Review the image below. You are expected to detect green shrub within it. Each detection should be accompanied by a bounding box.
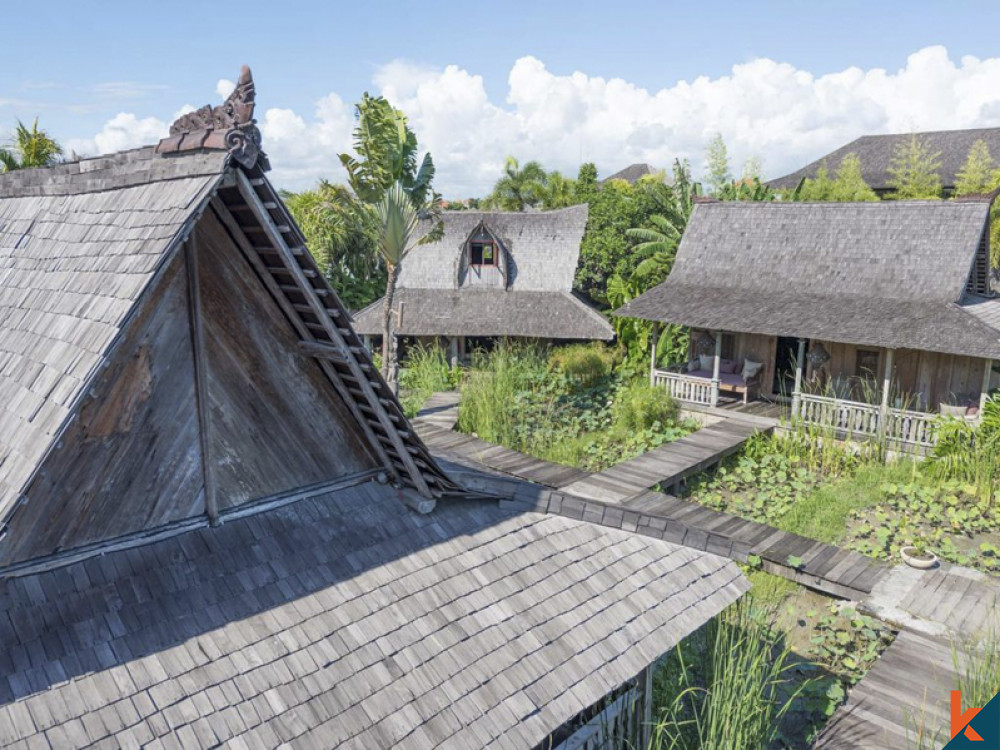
[399,343,456,394]
[547,343,614,386]
[612,382,679,431]
[926,394,1000,502]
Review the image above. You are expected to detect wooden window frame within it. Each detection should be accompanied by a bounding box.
[469,241,497,267]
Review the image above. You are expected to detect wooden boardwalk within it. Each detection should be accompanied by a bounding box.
[559,418,766,502]
[814,629,960,749]
[412,390,461,430]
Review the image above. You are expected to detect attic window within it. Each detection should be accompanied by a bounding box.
[470,241,496,266]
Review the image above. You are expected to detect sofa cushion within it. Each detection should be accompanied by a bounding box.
[742,360,763,380]
[720,358,741,374]
[698,354,715,371]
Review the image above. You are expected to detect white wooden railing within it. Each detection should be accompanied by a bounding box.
[794,393,939,448]
[652,369,716,406]
[553,688,640,750]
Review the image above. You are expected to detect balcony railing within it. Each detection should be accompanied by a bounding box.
[652,369,716,406]
[794,392,939,448]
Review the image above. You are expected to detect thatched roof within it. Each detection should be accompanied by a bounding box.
[602,163,655,184]
[768,127,1000,192]
[0,479,746,749]
[617,200,1000,359]
[354,288,613,340]
[398,206,588,292]
[358,205,614,340]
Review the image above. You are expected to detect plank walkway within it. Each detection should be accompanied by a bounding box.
[815,564,1000,747]
[814,629,960,749]
[559,418,765,503]
[413,394,886,600]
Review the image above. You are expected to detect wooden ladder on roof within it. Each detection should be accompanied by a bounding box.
[208,170,452,510]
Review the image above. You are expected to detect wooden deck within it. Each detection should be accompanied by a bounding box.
[814,629,959,749]
[558,418,766,502]
[412,390,461,430]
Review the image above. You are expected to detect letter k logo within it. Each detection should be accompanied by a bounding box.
[953,691,985,742]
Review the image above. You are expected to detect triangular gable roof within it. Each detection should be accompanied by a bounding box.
[0,84,455,558]
[617,200,1000,359]
[768,126,1000,192]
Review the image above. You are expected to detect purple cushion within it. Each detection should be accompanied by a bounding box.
[720,358,741,374]
[718,373,746,387]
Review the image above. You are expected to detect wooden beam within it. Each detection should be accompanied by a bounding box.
[209,198,401,483]
[449,336,459,370]
[184,233,219,526]
[980,359,993,414]
[711,331,722,407]
[792,338,807,415]
[233,171,434,501]
[649,323,661,385]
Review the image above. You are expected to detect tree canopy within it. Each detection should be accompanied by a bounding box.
[954,139,1000,195]
[792,153,878,202]
[283,182,384,310]
[886,134,942,199]
[705,133,731,196]
[483,156,548,210]
[0,119,62,172]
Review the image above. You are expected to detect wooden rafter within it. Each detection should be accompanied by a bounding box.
[233,170,435,501]
[208,198,402,484]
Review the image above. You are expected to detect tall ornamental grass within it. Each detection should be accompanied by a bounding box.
[457,341,549,446]
[926,395,1000,503]
[652,599,808,750]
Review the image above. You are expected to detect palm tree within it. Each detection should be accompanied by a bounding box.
[626,160,700,283]
[0,119,62,172]
[339,94,442,393]
[374,181,442,392]
[484,156,548,210]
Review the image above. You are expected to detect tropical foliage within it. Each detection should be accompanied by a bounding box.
[705,132,732,196]
[791,153,878,202]
[886,134,942,199]
[338,94,442,393]
[482,156,548,210]
[456,341,695,472]
[283,182,384,309]
[954,139,1000,267]
[0,119,62,172]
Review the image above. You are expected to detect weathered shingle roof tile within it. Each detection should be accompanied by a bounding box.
[0,482,746,749]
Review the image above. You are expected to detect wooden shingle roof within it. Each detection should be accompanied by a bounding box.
[768,126,1000,192]
[0,482,747,749]
[352,289,614,340]
[0,148,226,526]
[617,200,1000,359]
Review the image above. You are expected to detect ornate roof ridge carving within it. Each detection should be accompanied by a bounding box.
[155,65,269,171]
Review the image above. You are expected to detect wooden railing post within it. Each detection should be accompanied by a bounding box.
[792,338,806,417]
[879,348,895,442]
[711,331,722,407]
[650,323,661,386]
[980,358,993,417]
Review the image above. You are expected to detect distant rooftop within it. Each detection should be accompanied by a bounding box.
[768,127,1000,192]
[601,163,656,184]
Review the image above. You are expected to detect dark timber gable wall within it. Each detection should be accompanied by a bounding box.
[0,252,205,566]
[194,209,377,507]
[0,207,379,567]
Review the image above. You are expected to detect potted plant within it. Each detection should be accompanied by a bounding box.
[900,539,938,569]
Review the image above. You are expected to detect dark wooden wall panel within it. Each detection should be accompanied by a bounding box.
[0,254,205,565]
[195,211,376,508]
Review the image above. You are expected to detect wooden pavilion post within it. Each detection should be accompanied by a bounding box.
[449,336,459,370]
[711,332,722,407]
[879,348,895,441]
[649,323,661,385]
[980,359,993,416]
[792,338,806,417]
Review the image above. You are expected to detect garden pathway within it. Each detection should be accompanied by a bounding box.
[414,393,886,600]
[557,417,769,503]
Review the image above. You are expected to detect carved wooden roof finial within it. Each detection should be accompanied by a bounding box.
[155,65,269,171]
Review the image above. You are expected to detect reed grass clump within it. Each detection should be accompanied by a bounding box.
[652,598,808,750]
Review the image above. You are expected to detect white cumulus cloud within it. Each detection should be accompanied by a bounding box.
[65,45,1000,195]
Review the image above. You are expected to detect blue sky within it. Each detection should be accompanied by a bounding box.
[6,2,1000,195]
